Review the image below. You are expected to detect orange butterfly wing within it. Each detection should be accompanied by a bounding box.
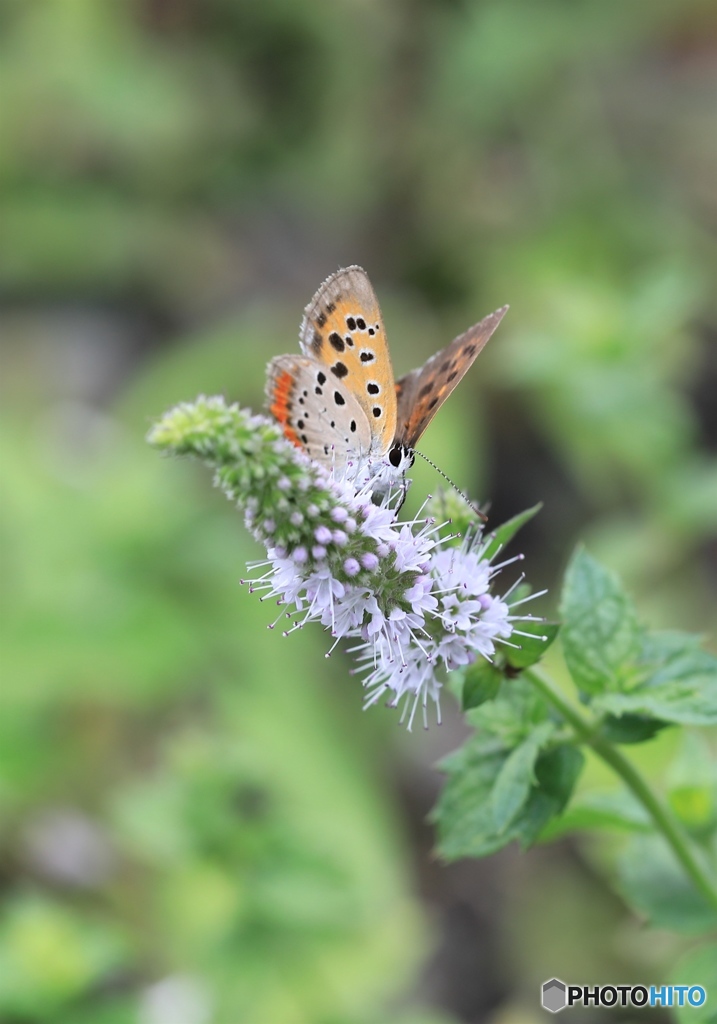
[394,306,508,451]
[298,266,397,457]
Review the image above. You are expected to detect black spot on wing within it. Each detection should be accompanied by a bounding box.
[316,311,327,328]
[329,332,345,352]
[331,362,348,378]
[312,330,322,351]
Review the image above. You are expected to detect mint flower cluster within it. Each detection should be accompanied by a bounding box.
[148,396,529,728]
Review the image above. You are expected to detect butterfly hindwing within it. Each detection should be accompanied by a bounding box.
[266,354,372,470]
[299,266,396,457]
[394,306,508,450]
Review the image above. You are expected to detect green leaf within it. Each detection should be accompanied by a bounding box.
[434,740,515,860]
[559,546,642,697]
[670,944,717,1024]
[505,620,560,669]
[594,632,717,726]
[598,713,667,744]
[617,835,717,934]
[540,789,653,840]
[598,688,717,729]
[434,735,584,860]
[516,744,586,847]
[490,722,554,833]
[482,503,542,563]
[467,677,550,745]
[461,662,502,710]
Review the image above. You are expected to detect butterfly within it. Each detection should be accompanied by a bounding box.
[266,265,507,484]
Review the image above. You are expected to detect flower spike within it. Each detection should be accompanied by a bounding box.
[148,396,519,728]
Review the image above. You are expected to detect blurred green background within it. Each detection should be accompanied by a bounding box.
[1,1,716,1022]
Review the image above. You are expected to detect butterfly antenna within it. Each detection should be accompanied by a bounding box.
[413,450,488,522]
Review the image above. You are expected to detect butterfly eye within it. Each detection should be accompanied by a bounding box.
[388,444,404,468]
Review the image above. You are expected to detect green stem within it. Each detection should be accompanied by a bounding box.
[524,665,717,913]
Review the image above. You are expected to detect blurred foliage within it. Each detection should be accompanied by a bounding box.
[1,408,428,1023]
[1,0,716,1021]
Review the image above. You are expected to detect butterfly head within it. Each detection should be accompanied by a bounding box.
[387,442,415,473]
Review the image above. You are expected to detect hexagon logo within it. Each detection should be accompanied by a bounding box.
[542,978,567,1013]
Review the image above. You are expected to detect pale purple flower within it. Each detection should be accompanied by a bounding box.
[241,455,522,729]
[151,397,534,729]
[314,525,332,544]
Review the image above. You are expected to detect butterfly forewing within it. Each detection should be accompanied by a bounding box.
[266,354,372,470]
[298,266,397,457]
[394,306,508,451]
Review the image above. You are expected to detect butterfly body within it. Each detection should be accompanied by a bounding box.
[266,266,506,483]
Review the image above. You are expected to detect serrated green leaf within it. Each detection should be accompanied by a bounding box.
[433,744,513,859]
[462,662,502,710]
[490,722,554,833]
[482,503,542,563]
[594,632,717,726]
[540,789,653,840]
[670,944,717,1024]
[509,743,585,849]
[595,662,717,725]
[617,834,717,934]
[640,631,716,695]
[560,546,643,696]
[599,713,667,744]
[505,621,560,669]
[640,629,703,666]
[434,737,583,860]
[467,677,550,745]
